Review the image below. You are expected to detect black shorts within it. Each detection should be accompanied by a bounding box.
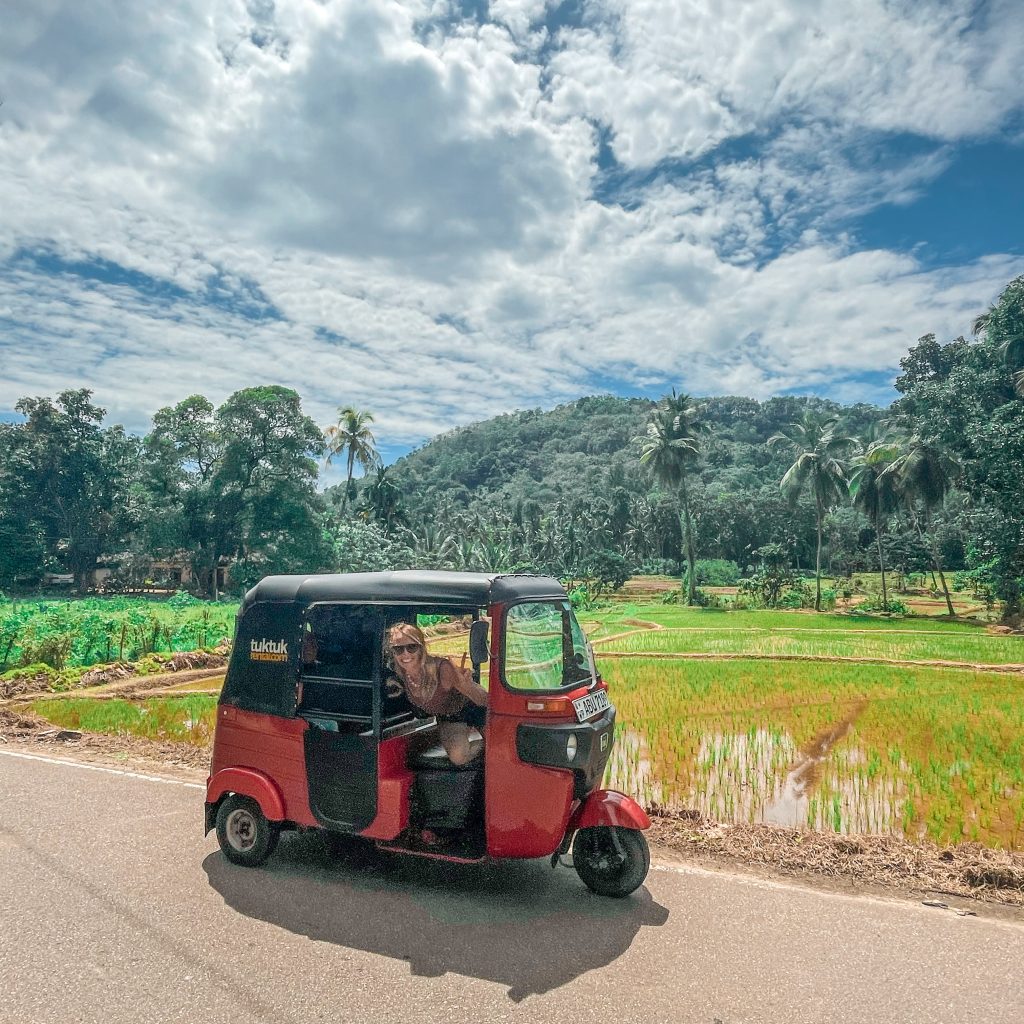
[438,703,486,728]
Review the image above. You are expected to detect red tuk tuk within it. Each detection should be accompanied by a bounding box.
[205,571,651,897]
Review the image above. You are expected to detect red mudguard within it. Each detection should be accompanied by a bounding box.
[205,767,286,833]
[568,789,651,832]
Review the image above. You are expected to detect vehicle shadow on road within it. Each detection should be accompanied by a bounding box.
[203,831,669,1001]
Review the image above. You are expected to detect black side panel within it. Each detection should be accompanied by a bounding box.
[516,707,616,795]
[304,726,378,832]
[221,601,303,717]
[412,769,482,830]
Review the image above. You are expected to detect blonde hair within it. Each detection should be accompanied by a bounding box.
[386,622,442,689]
[387,622,427,654]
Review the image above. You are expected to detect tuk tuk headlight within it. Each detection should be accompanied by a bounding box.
[566,733,578,762]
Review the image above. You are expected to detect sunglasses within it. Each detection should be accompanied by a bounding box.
[391,643,421,655]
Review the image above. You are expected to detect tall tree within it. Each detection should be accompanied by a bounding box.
[11,390,142,591]
[637,391,705,604]
[768,414,855,611]
[147,388,325,597]
[973,275,1024,395]
[850,441,902,610]
[0,423,48,586]
[893,324,1024,620]
[881,437,961,616]
[359,466,405,534]
[325,406,381,507]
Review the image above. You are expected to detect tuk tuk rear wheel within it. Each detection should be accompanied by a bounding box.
[216,795,279,867]
[572,826,649,898]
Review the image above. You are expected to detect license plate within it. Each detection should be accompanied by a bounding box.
[572,689,610,723]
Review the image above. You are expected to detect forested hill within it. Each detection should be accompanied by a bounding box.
[389,393,887,510]
[7,278,1021,610]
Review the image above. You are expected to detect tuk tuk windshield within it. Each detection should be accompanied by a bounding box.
[503,600,595,692]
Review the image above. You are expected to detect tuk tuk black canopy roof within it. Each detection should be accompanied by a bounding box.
[241,570,567,613]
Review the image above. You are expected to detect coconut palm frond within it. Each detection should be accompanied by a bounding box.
[779,455,813,501]
[767,423,806,449]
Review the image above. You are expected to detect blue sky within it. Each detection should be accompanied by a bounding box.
[2,0,1023,480]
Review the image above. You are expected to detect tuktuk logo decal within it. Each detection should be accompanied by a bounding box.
[250,638,289,663]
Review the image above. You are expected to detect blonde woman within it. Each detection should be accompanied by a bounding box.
[387,622,488,765]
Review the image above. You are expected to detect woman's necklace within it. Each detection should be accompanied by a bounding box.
[405,664,438,700]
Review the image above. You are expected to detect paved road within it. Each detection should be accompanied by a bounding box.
[2,747,1022,1024]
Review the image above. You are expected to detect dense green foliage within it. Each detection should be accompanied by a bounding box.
[0,391,142,590]
[0,595,237,670]
[892,276,1024,616]
[1,276,1021,618]
[385,393,883,578]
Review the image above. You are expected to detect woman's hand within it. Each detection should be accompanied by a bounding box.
[447,655,489,706]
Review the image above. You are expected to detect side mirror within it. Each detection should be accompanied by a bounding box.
[469,619,490,665]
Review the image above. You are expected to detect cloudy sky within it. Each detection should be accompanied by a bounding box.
[3,0,1023,472]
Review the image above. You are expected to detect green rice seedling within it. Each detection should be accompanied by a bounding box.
[596,623,1024,666]
[602,652,1024,850]
[33,695,218,743]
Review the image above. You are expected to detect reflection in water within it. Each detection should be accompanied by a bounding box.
[607,712,906,837]
[606,728,663,807]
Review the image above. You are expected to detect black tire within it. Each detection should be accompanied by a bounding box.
[215,795,279,867]
[572,826,650,898]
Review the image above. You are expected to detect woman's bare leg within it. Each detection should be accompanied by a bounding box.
[438,721,481,765]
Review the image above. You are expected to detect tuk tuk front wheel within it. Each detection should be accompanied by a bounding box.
[216,795,279,867]
[572,825,650,898]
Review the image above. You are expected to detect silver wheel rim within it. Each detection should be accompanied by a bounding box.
[225,808,258,852]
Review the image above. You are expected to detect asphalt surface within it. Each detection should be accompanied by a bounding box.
[1,747,1022,1024]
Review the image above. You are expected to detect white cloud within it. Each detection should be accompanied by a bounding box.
[1,0,1023,462]
[548,0,1024,167]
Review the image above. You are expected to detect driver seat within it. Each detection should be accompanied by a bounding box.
[407,729,483,771]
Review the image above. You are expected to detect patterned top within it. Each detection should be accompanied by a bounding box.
[399,658,468,718]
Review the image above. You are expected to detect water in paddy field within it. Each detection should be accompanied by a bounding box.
[606,719,903,836]
[606,707,1022,850]
[605,729,664,809]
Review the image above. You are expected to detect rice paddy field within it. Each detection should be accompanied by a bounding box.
[591,605,1024,851]
[33,695,218,745]
[22,592,1024,853]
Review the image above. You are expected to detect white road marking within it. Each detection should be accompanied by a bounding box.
[2,748,1019,928]
[0,747,205,789]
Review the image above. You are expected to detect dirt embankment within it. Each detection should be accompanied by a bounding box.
[2,709,1021,913]
[648,810,1024,911]
[0,707,211,772]
[0,650,228,703]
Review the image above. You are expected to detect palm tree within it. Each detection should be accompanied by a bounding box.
[850,441,902,611]
[768,414,856,611]
[360,466,404,533]
[403,522,457,568]
[324,407,381,507]
[972,275,1024,394]
[472,533,516,572]
[880,437,961,616]
[637,391,704,604]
